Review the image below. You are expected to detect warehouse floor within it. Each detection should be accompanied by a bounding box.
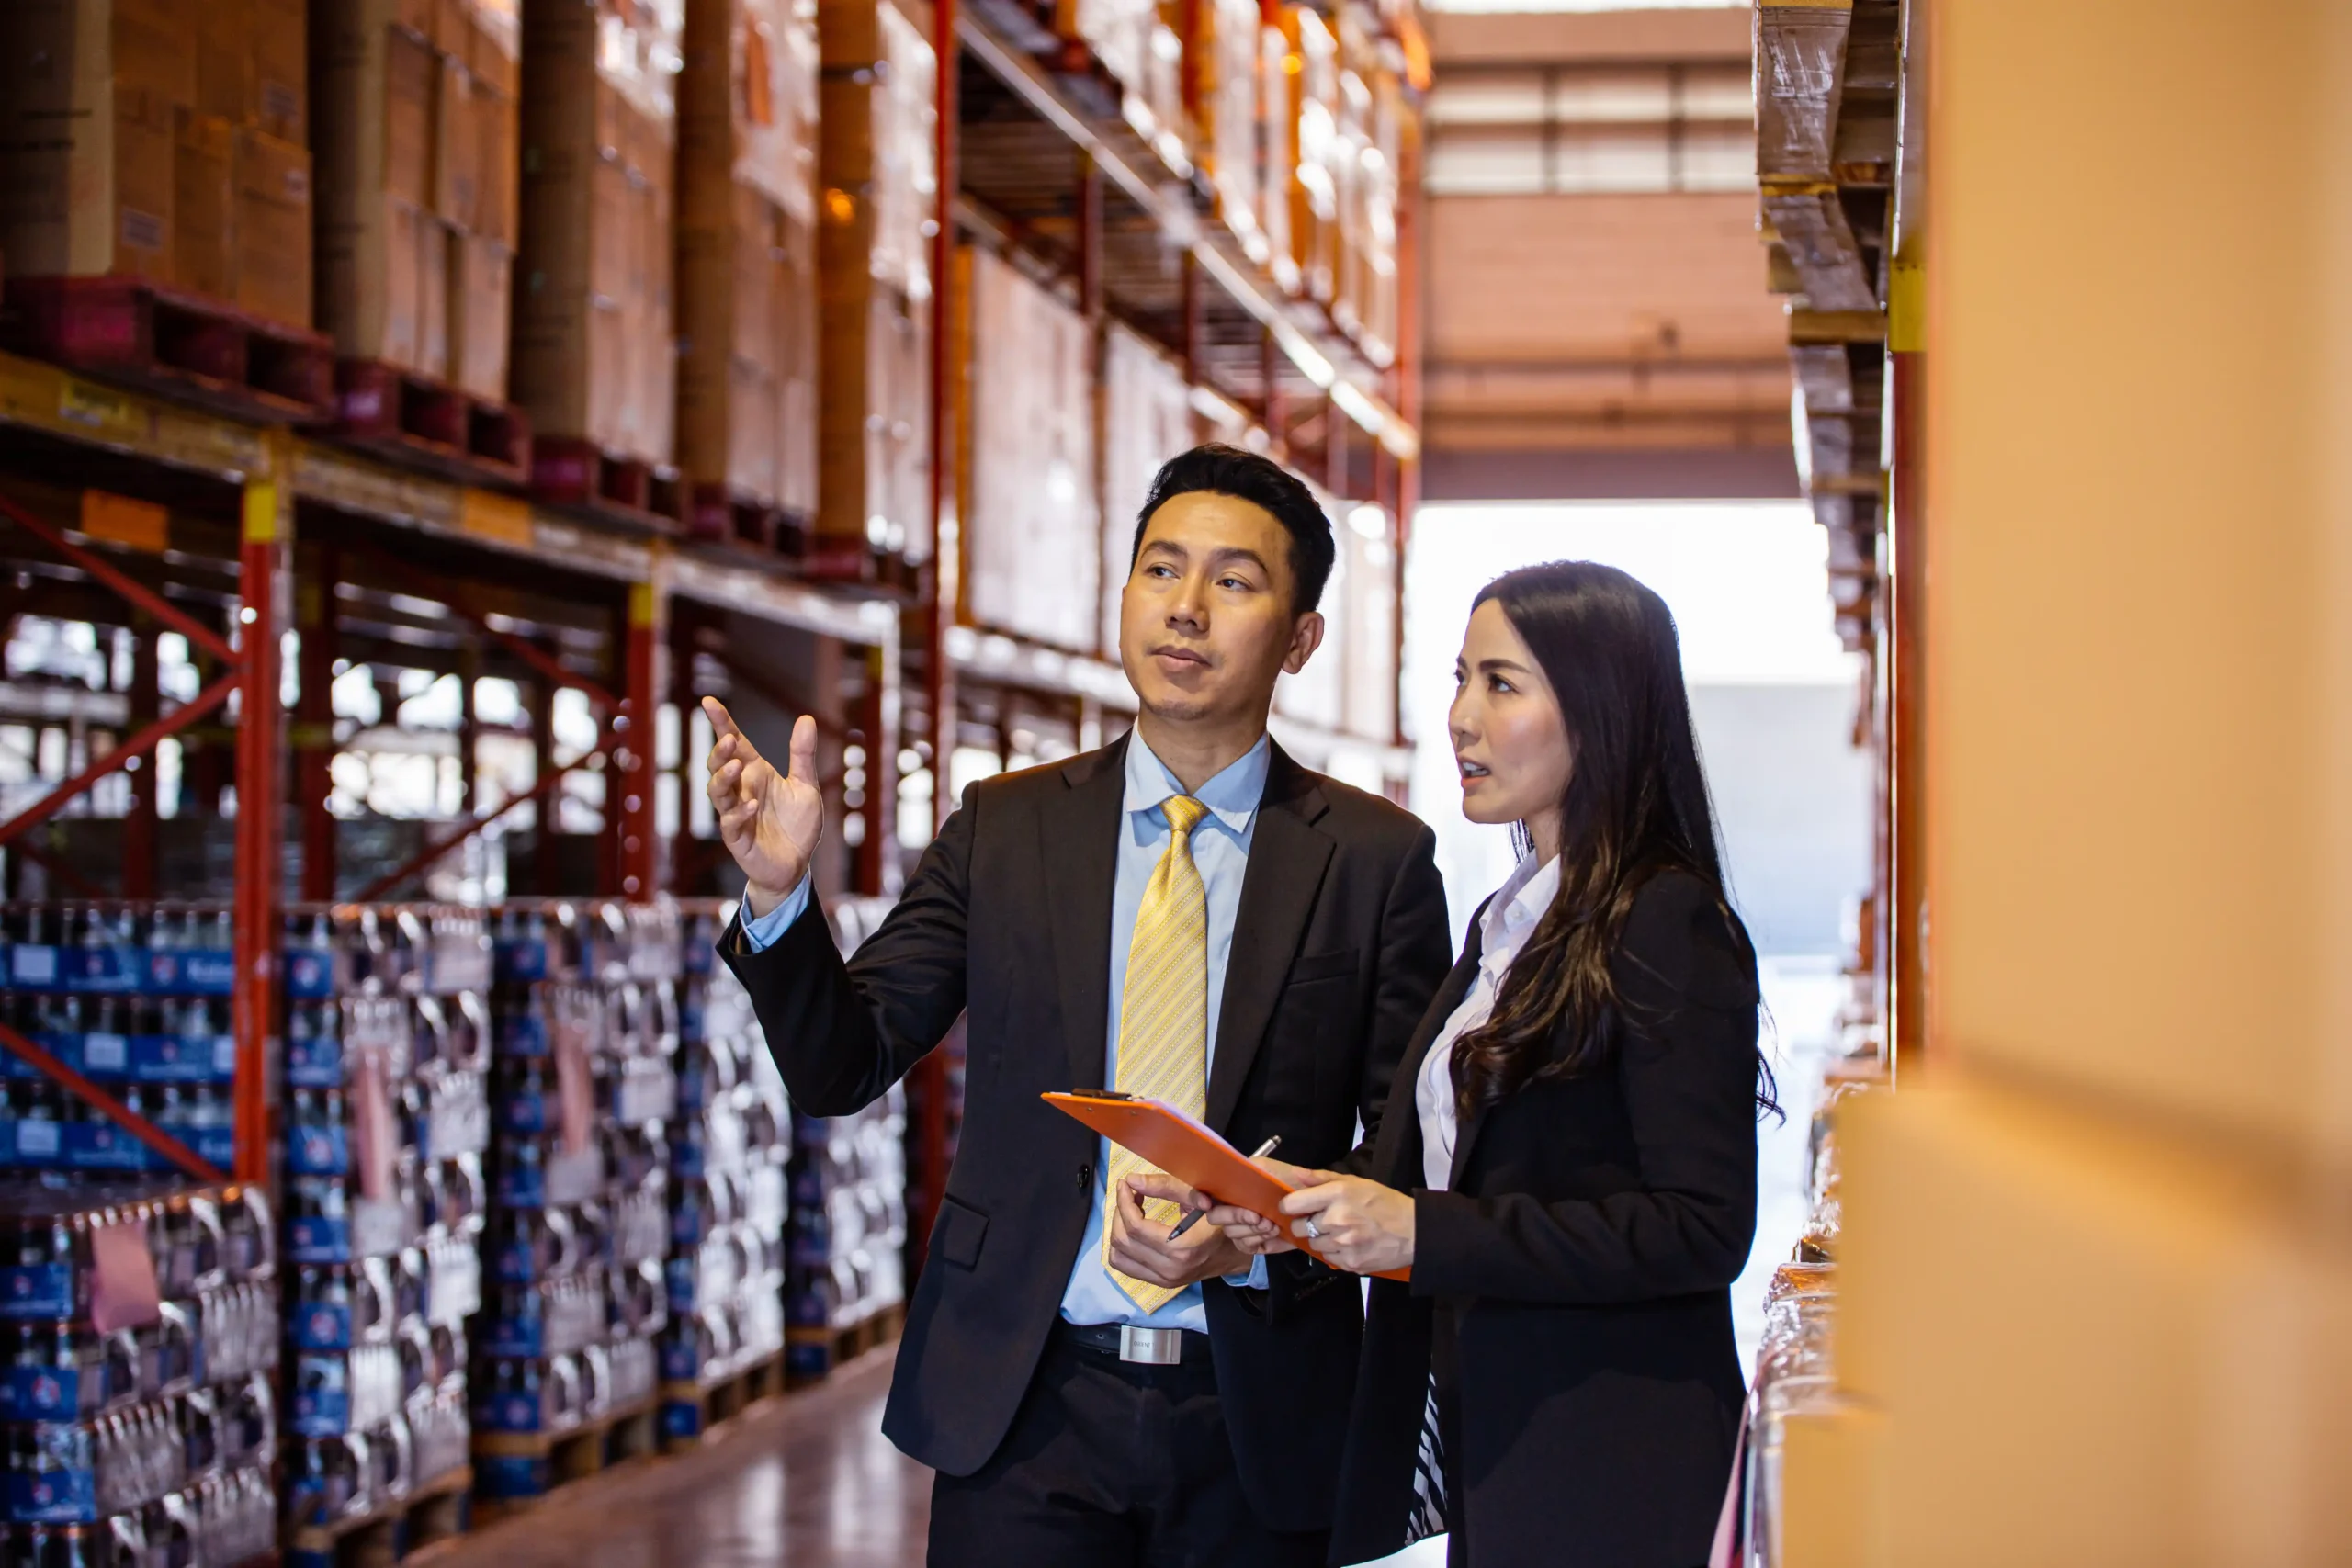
[439,1348,929,1567]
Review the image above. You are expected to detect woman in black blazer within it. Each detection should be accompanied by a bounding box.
[1209,561,1771,1567]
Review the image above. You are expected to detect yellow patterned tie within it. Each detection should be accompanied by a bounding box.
[1103,794,1212,1313]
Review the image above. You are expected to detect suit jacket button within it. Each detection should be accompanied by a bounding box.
[1076,1163,1092,1192]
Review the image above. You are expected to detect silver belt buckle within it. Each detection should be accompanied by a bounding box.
[1118,1325,1183,1365]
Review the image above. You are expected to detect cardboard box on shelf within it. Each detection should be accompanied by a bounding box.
[1192,0,1261,247]
[318,195,425,367]
[816,0,933,298]
[314,0,447,364]
[0,0,195,282]
[173,111,237,302]
[677,0,820,513]
[1281,5,1340,304]
[959,245,1101,654]
[232,125,314,330]
[473,80,520,247]
[433,56,481,233]
[447,230,514,400]
[512,0,681,462]
[416,209,453,378]
[470,0,523,98]
[254,0,310,141]
[196,0,254,125]
[1097,323,1194,656]
[1258,24,1296,292]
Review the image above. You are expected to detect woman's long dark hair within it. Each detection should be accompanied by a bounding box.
[1451,561,1778,1118]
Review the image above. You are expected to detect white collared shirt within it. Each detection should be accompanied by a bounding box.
[1416,853,1562,1192]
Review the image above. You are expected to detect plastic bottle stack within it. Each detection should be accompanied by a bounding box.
[0,906,242,1174]
[782,900,907,1383]
[279,907,492,1530]
[656,905,791,1444]
[469,903,678,1504]
[0,1179,279,1566]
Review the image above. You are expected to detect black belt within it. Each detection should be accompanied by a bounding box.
[1054,1319,1214,1368]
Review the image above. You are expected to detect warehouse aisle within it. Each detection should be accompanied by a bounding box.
[439,1347,930,1568]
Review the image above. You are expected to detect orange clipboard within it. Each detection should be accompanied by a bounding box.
[1044,1090,1411,1281]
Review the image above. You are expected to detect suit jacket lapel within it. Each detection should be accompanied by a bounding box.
[1204,745,1334,1134]
[1369,927,1483,1189]
[1044,737,1129,1090]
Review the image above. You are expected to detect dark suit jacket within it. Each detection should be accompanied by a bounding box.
[722,735,1453,1533]
[1329,869,1761,1568]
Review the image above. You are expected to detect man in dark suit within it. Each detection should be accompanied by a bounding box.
[700,446,1452,1566]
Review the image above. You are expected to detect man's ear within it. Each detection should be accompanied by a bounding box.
[1283,611,1327,675]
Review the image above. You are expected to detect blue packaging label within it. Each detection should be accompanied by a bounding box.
[62,946,141,995]
[128,1033,237,1084]
[659,1337,699,1382]
[479,1317,546,1359]
[495,1014,549,1057]
[146,949,234,997]
[292,1389,352,1438]
[0,1365,93,1419]
[293,1301,352,1351]
[495,1091,553,1136]
[672,1141,707,1181]
[61,1121,144,1171]
[474,1390,549,1434]
[288,1215,353,1265]
[284,946,338,999]
[494,939,550,985]
[660,1401,701,1439]
[8,945,61,991]
[77,1032,127,1074]
[0,1265,76,1320]
[473,1454,548,1500]
[493,1166,547,1210]
[288,1123,351,1177]
[285,1034,345,1089]
[6,1118,62,1166]
[7,1466,98,1524]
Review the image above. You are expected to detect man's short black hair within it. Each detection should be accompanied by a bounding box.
[1130,444,1337,615]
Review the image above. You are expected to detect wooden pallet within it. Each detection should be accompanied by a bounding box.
[469,1395,660,1523]
[324,360,531,488]
[657,1347,789,1450]
[685,483,811,561]
[531,437,687,533]
[284,1462,470,1568]
[3,276,334,423]
[784,1301,907,1390]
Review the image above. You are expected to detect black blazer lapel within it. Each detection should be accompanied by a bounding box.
[1205,745,1334,1134]
[1369,926,1484,1190]
[1043,737,1130,1091]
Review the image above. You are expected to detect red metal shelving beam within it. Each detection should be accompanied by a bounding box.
[0,495,238,664]
[0,671,238,851]
[351,723,616,905]
[0,1021,223,1181]
[232,462,288,1184]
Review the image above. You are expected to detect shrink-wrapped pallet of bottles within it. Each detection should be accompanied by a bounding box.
[0,1178,279,1566]
[656,905,789,1440]
[782,898,906,1382]
[279,906,491,1525]
[0,906,243,1174]
[469,903,677,1500]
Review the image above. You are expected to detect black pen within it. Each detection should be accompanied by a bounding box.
[1168,1136,1281,1241]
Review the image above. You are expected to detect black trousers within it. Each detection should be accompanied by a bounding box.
[927,1325,1329,1568]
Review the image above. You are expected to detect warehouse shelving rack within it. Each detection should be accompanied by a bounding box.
[0,348,903,1192]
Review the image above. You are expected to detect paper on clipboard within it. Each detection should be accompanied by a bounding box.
[1043,1090,1410,1281]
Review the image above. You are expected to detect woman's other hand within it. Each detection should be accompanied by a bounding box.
[1278,1173,1416,1275]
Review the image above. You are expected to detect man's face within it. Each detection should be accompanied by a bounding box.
[1118,492,1324,728]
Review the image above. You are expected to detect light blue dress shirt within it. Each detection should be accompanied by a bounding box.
[738,728,1271,1329]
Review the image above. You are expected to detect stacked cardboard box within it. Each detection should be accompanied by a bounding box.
[677,0,823,526]
[1096,324,1195,657]
[1280,6,1341,306]
[0,0,313,328]
[816,0,935,569]
[1257,23,1298,294]
[315,0,522,398]
[1351,70,1406,366]
[1191,0,1262,254]
[958,246,1100,653]
[512,0,682,468]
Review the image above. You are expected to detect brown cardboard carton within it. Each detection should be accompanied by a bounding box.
[314,0,445,360]
[324,196,426,367]
[172,110,237,301]
[195,0,254,124]
[0,0,192,281]
[447,230,512,399]
[470,0,522,98]
[232,125,313,329]
[416,210,451,378]
[433,57,480,231]
[514,0,682,460]
[253,0,310,141]
[383,26,438,209]
[472,84,519,246]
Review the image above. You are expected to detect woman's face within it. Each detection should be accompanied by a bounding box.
[1450,599,1574,849]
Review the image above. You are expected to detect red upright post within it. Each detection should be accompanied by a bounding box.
[618,579,662,897]
[232,444,289,1185]
[295,543,339,901]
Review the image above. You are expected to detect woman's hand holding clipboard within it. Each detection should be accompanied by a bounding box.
[1043,1091,1412,1282]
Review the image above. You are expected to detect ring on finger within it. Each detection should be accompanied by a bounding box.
[1305,1217,1323,1240]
